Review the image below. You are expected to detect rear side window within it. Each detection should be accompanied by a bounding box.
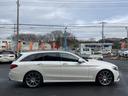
[21,53,60,61]
[43,53,60,61]
[21,53,42,61]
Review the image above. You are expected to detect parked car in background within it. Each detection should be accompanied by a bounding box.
[89,51,103,60]
[122,50,128,57]
[0,50,15,62]
[111,50,118,57]
[118,49,128,57]
[9,51,119,88]
[76,48,103,60]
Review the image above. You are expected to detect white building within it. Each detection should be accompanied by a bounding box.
[80,43,113,55]
[0,39,12,50]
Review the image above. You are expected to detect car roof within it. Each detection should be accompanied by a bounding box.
[20,51,73,55]
[14,50,82,62]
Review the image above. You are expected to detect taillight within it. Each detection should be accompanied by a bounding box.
[10,64,18,69]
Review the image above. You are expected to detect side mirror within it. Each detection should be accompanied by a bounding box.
[78,59,85,64]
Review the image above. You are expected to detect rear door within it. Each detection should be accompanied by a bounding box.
[20,52,62,82]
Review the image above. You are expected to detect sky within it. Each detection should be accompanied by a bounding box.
[0,0,128,40]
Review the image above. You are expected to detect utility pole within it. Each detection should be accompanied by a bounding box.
[64,26,68,51]
[101,22,105,52]
[125,27,128,39]
[13,24,17,54]
[125,27,128,48]
[14,24,16,35]
[16,0,20,56]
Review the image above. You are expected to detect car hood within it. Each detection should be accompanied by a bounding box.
[87,59,117,67]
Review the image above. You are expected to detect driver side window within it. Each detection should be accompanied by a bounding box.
[60,53,79,62]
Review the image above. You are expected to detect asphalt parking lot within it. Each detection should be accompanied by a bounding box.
[0,58,128,96]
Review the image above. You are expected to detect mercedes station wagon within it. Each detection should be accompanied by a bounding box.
[9,51,120,88]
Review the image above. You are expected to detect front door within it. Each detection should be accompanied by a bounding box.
[59,53,89,82]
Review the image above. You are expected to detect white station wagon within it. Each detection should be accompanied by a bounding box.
[9,51,120,88]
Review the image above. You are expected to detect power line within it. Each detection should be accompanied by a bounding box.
[1,0,128,4]
[1,24,128,28]
[1,1,128,3]
[0,6,128,9]
[0,3,128,9]
[2,1,128,4]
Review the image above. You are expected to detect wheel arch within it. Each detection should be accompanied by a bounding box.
[23,70,43,82]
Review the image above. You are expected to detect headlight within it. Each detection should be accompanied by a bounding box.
[113,66,118,71]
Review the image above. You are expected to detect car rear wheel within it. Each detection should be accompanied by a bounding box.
[24,71,43,88]
[96,70,114,86]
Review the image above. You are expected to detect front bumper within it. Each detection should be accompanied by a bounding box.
[113,70,120,82]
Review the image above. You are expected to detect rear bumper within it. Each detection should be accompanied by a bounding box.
[0,58,15,62]
[8,71,23,82]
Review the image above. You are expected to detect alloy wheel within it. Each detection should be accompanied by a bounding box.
[24,71,42,88]
[97,70,113,86]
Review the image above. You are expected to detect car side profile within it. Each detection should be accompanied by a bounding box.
[9,51,120,88]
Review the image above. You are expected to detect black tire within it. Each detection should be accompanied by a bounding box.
[23,71,43,88]
[96,70,114,86]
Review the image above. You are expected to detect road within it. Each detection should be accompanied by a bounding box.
[0,59,128,96]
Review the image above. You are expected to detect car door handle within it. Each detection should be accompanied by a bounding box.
[37,63,42,65]
[63,63,68,65]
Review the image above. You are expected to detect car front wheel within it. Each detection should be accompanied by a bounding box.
[96,70,114,86]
